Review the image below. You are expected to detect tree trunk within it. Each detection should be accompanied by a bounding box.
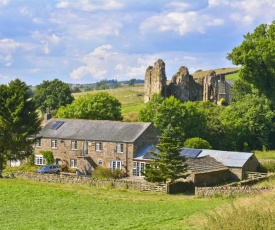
[0,157,3,178]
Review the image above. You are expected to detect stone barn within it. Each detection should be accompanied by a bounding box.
[197,149,260,180]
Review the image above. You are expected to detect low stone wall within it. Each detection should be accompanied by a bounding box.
[195,186,271,197]
[12,172,168,193]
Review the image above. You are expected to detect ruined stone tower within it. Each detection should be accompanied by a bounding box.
[144,59,232,104]
[144,59,167,103]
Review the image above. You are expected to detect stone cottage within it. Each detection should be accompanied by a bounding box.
[33,118,160,176]
[144,59,233,104]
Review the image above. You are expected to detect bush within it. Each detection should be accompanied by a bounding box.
[184,137,212,149]
[39,150,54,164]
[61,164,69,172]
[93,167,113,179]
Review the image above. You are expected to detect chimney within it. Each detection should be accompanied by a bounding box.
[44,108,52,121]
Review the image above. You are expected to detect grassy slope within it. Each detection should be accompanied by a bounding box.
[72,85,145,121]
[191,67,240,79]
[0,178,226,230]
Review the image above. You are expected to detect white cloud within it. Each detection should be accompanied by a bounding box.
[140,11,223,35]
[56,0,124,11]
[0,38,20,53]
[0,0,9,6]
[20,7,32,17]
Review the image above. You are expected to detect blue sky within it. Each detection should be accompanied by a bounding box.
[0,0,275,86]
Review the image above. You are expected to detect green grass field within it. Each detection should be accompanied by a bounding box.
[0,178,227,230]
[72,85,145,121]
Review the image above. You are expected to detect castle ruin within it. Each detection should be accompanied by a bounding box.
[144,59,233,104]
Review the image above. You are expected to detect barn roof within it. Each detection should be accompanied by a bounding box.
[197,149,254,168]
[37,118,153,143]
[186,156,229,174]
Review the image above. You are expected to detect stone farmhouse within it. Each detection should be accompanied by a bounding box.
[144,59,234,104]
[133,146,260,182]
[33,118,160,176]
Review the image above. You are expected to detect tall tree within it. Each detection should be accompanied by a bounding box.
[0,79,41,171]
[220,94,275,151]
[143,125,188,183]
[33,79,74,114]
[56,92,123,121]
[227,21,275,103]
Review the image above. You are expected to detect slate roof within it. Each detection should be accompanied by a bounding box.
[198,149,254,168]
[37,119,153,143]
[186,156,229,174]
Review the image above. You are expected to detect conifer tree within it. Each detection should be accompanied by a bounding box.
[143,124,188,183]
[0,79,41,171]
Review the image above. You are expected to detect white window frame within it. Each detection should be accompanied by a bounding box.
[133,161,146,177]
[110,160,122,170]
[116,143,123,153]
[98,160,103,167]
[51,139,57,149]
[35,138,41,147]
[95,142,102,152]
[70,159,77,168]
[71,141,77,150]
[35,155,46,165]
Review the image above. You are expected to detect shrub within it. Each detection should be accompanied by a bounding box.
[184,137,212,149]
[93,167,113,179]
[61,164,69,172]
[39,150,54,164]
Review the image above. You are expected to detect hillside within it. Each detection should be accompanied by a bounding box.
[191,67,240,79]
[72,85,145,121]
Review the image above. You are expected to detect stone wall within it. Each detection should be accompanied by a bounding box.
[195,186,270,197]
[12,172,168,193]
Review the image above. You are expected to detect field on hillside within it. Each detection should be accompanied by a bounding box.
[191,67,240,79]
[0,178,226,230]
[72,85,145,121]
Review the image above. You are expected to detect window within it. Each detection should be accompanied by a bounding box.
[71,141,77,150]
[35,138,41,147]
[70,159,77,168]
[98,160,103,167]
[95,142,102,152]
[133,162,146,176]
[110,160,122,170]
[116,143,123,153]
[35,155,46,165]
[51,139,57,148]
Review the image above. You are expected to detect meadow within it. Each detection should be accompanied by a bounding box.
[2,176,275,230]
[73,85,145,121]
[0,178,226,230]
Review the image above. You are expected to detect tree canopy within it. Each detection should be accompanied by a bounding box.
[138,94,207,145]
[56,92,123,121]
[33,79,74,114]
[227,21,275,103]
[143,125,188,183]
[184,137,212,149]
[0,79,41,170]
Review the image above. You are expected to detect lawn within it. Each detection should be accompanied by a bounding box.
[0,178,227,230]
